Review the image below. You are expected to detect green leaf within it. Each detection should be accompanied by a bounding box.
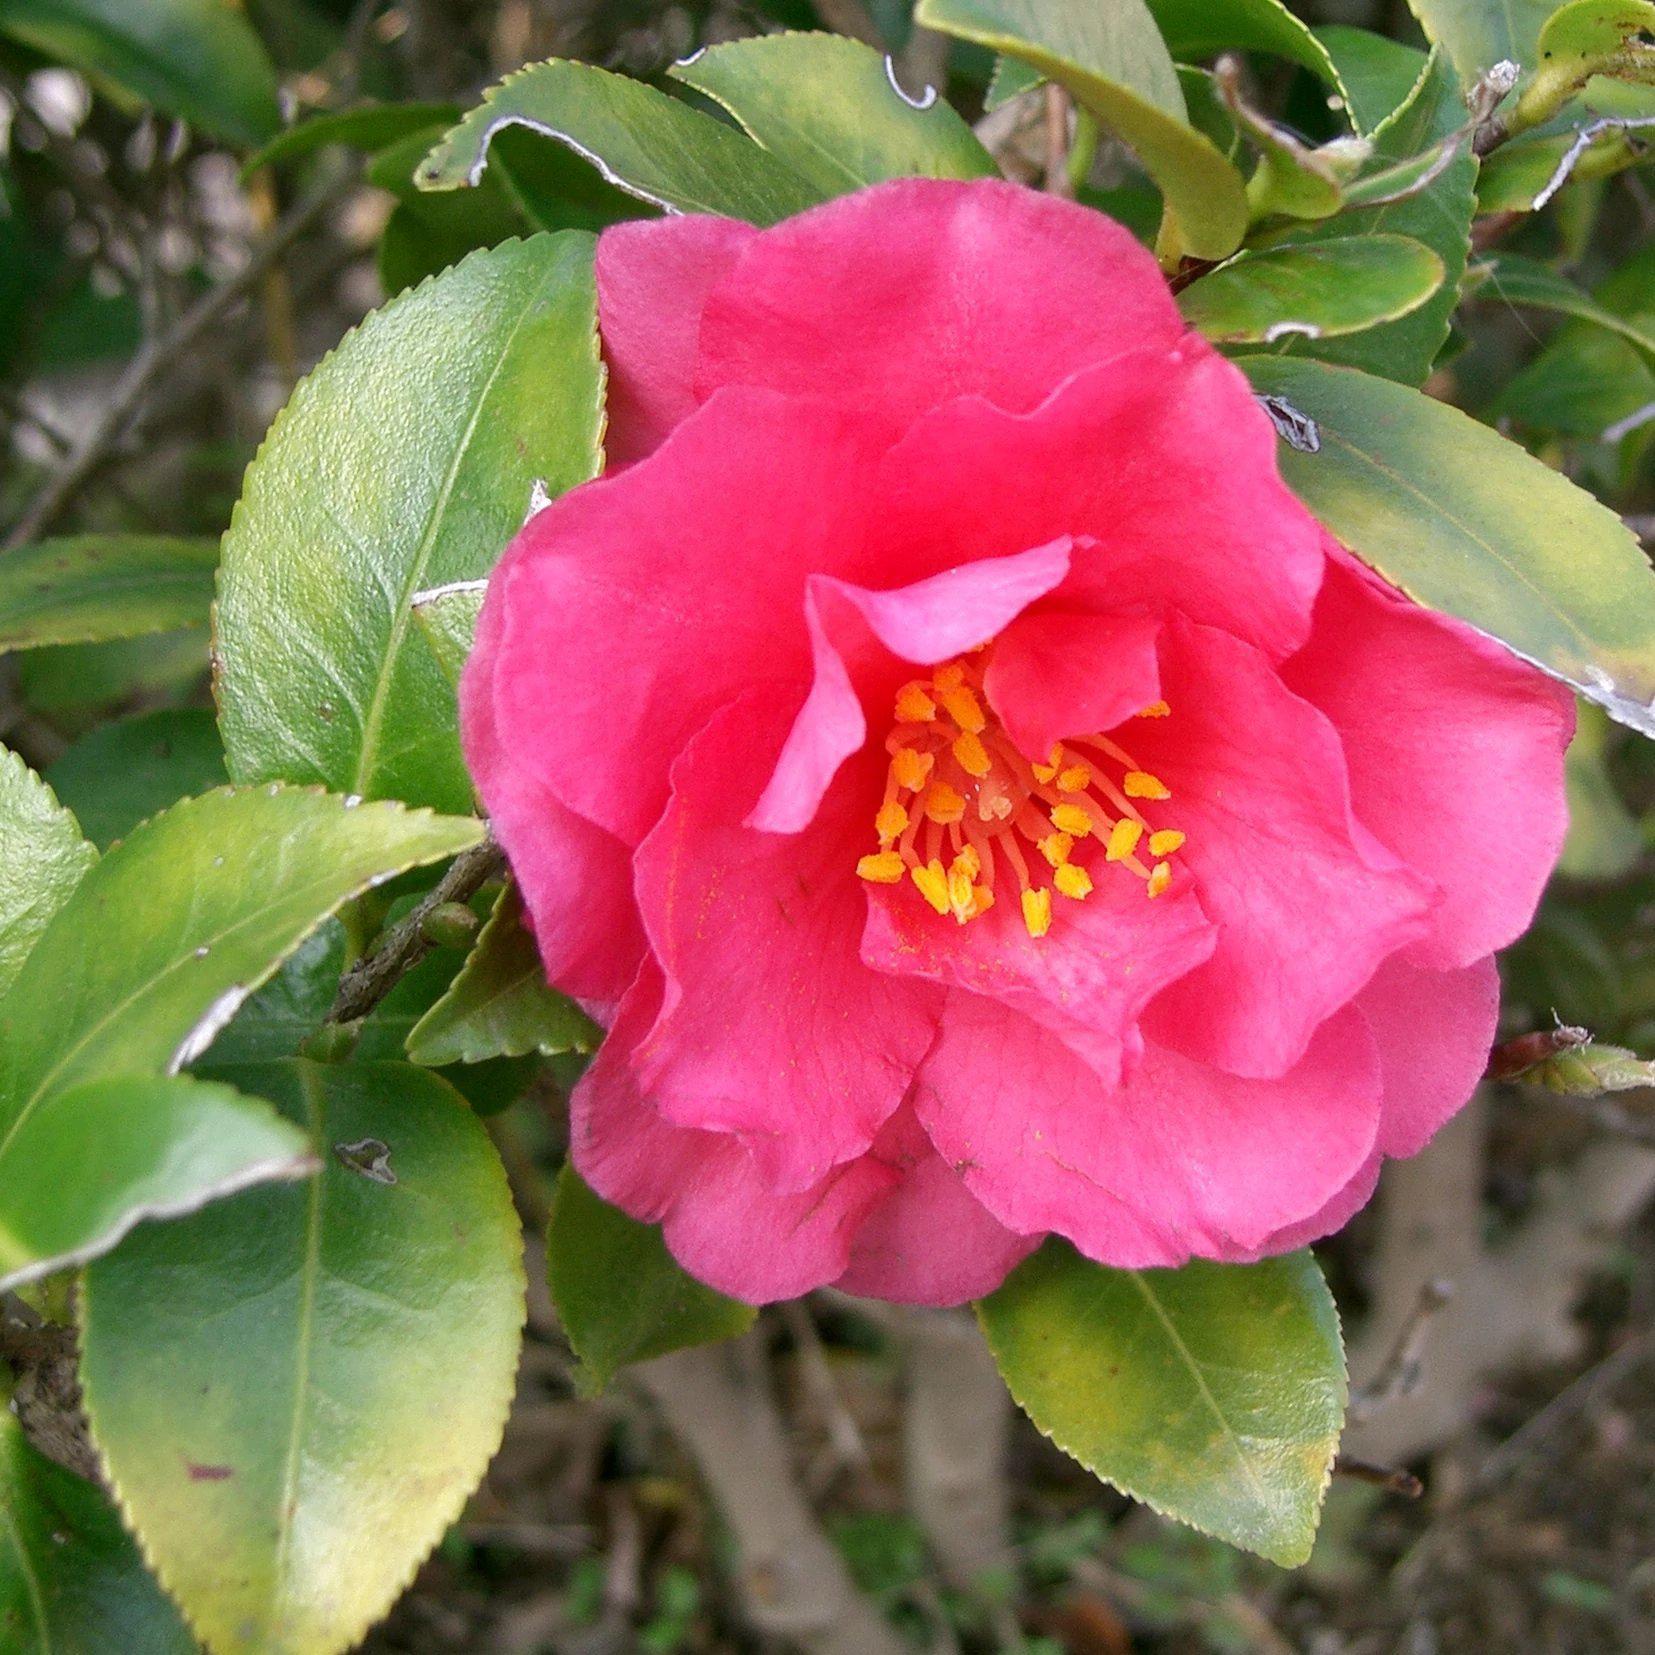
[1144,0,1346,94]
[0,0,279,147]
[1405,0,1557,84]
[407,883,596,1066]
[548,1164,754,1394]
[977,1244,1345,1567]
[1241,355,1655,740]
[1530,0,1655,94]
[1314,27,1435,134]
[0,1073,314,1291]
[1491,325,1655,437]
[0,748,94,1000]
[0,1411,196,1654]
[1262,51,1475,384]
[915,0,1250,259]
[0,536,218,654]
[243,100,461,176]
[1180,236,1445,344]
[217,233,604,814]
[414,59,822,225]
[16,630,207,715]
[410,578,486,689]
[667,31,997,195]
[44,707,227,851]
[1560,702,1644,880]
[0,787,482,1161]
[1468,253,1655,358]
[79,1059,524,1655]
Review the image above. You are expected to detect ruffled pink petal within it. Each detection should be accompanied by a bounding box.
[750,539,1076,834]
[1358,953,1500,1158]
[867,346,1325,661]
[863,856,1214,1089]
[1232,1153,1382,1260]
[460,576,643,1012]
[1138,618,1435,1079]
[835,1104,1040,1305]
[482,388,893,845]
[632,696,943,1190]
[571,969,896,1304]
[914,994,1383,1267]
[1284,548,1574,970]
[983,608,1163,763]
[695,178,1183,427]
[595,214,756,465]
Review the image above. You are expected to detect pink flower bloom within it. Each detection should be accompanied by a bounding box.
[461,180,1573,1306]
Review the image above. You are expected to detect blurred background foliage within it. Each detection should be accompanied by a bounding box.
[1,1,1653,1651]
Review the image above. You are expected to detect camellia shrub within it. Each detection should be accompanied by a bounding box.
[1,0,1653,1649]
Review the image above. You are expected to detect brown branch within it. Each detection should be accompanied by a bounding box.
[327,833,504,1024]
[1334,1456,1424,1499]
[4,174,346,549]
[1348,1276,1454,1423]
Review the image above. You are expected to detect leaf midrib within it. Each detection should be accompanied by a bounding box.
[349,257,561,799]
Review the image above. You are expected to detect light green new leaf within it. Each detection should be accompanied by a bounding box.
[0,1412,196,1654]
[0,536,218,653]
[410,579,487,690]
[415,59,821,225]
[44,707,227,851]
[1467,253,1655,358]
[80,1060,524,1655]
[915,0,1250,259]
[1242,356,1655,740]
[0,1073,314,1292]
[0,749,94,1000]
[243,101,461,176]
[1145,0,1345,94]
[0,786,482,1168]
[977,1244,1345,1567]
[408,884,596,1067]
[549,1165,754,1394]
[668,31,998,194]
[1405,0,1556,84]
[1180,236,1445,344]
[1560,703,1644,879]
[0,0,279,147]
[217,233,603,814]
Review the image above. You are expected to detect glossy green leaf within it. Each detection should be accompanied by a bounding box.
[0,748,94,1000]
[977,1244,1345,1567]
[408,884,596,1066]
[1314,26,1435,133]
[0,1411,195,1654]
[1405,0,1556,83]
[1532,0,1655,87]
[80,1059,524,1655]
[409,578,486,690]
[217,233,604,813]
[1242,355,1655,740]
[1468,253,1655,357]
[549,1164,754,1394]
[44,707,226,851]
[915,0,1250,259]
[1180,236,1445,343]
[243,101,461,176]
[0,536,218,653]
[1492,325,1655,438]
[1264,51,1475,384]
[0,1073,314,1291]
[0,0,279,147]
[1145,0,1345,93]
[0,787,482,1178]
[1213,68,1366,221]
[668,31,997,194]
[415,59,821,225]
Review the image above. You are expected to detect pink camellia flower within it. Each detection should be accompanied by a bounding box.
[461,179,1573,1306]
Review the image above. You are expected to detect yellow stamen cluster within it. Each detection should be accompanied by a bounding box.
[856,652,1189,937]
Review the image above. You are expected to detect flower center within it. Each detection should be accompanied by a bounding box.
[856,650,1185,938]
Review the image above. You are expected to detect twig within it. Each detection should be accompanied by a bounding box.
[327,833,504,1024]
[4,175,345,549]
[780,1299,868,1492]
[1487,1024,1590,1080]
[1349,1277,1455,1423]
[809,0,884,47]
[1334,1455,1424,1498]
[1043,84,1074,198]
[1532,115,1655,208]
